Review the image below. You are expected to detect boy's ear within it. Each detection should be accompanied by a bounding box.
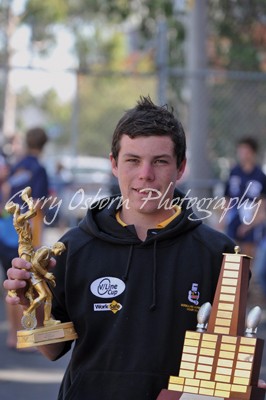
[176,158,186,180]
[109,153,118,177]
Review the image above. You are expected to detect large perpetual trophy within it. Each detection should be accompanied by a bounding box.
[157,247,265,400]
[5,186,78,349]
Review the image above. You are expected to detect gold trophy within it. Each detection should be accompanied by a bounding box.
[157,246,265,399]
[5,186,78,349]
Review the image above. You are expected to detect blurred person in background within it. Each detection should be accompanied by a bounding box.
[254,234,266,301]
[0,153,10,204]
[223,137,266,258]
[9,126,49,248]
[1,127,49,349]
[251,145,266,303]
[0,153,20,349]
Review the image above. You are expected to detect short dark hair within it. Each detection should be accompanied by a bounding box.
[26,127,48,150]
[237,137,258,153]
[111,96,186,168]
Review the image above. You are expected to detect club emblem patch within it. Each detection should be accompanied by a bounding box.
[188,283,200,305]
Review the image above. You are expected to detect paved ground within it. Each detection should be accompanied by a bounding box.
[0,227,71,400]
[0,298,71,399]
[0,228,266,399]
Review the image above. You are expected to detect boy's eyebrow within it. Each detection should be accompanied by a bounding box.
[122,153,173,159]
[153,154,173,159]
[122,153,140,158]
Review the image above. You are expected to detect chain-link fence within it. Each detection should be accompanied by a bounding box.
[167,68,266,178]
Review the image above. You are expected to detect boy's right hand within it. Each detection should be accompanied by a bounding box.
[3,256,57,306]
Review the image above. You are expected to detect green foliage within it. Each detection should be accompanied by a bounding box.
[23,0,68,25]
[2,0,266,167]
[39,90,72,147]
[16,87,72,144]
[101,32,126,69]
[14,0,68,56]
[76,74,157,156]
[208,0,266,71]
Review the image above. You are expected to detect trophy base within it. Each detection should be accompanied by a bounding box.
[157,388,265,400]
[17,321,78,349]
[157,391,222,399]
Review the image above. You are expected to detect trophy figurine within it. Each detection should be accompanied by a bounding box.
[157,246,265,399]
[5,186,78,349]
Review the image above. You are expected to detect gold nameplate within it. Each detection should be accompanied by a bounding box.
[34,328,65,343]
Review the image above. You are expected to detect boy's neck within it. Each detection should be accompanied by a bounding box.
[120,207,176,241]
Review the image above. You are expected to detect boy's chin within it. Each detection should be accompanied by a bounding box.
[137,203,162,213]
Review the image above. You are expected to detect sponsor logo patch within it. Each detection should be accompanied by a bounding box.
[94,300,122,314]
[90,276,126,298]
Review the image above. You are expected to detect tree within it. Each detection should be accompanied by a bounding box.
[0,0,68,141]
[208,0,266,71]
[1,0,266,165]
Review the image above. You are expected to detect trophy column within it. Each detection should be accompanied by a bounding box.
[157,247,265,399]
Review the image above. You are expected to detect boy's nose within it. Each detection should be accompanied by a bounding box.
[138,162,155,181]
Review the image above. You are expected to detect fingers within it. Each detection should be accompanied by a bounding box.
[258,379,266,389]
[5,292,21,305]
[11,257,32,270]
[4,278,29,306]
[49,258,57,269]
[3,277,27,291]
[6,260,31,282]
[3,257,32,305]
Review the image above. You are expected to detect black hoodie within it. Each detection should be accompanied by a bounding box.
[51,192,235,400]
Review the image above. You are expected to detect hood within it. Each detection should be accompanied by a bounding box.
[78,189,202,245]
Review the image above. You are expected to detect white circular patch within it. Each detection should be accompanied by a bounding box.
[90,277,126,298]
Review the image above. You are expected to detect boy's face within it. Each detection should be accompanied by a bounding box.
[0,163,9,181]
[237,144,256,167]
[110,135,186,220]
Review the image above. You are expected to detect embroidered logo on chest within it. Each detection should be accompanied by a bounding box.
[90,276,125,298]
[188,282,200,305]
[180,282,201,313]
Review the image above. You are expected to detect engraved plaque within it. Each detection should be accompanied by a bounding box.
[34,328,65,343]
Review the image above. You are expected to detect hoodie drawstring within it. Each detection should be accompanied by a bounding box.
[150,240,157,311]
[122,244,134,282]
[122,241,158,311]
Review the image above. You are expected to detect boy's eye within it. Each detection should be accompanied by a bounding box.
[155,159,168,164]
[126,158,139,163]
